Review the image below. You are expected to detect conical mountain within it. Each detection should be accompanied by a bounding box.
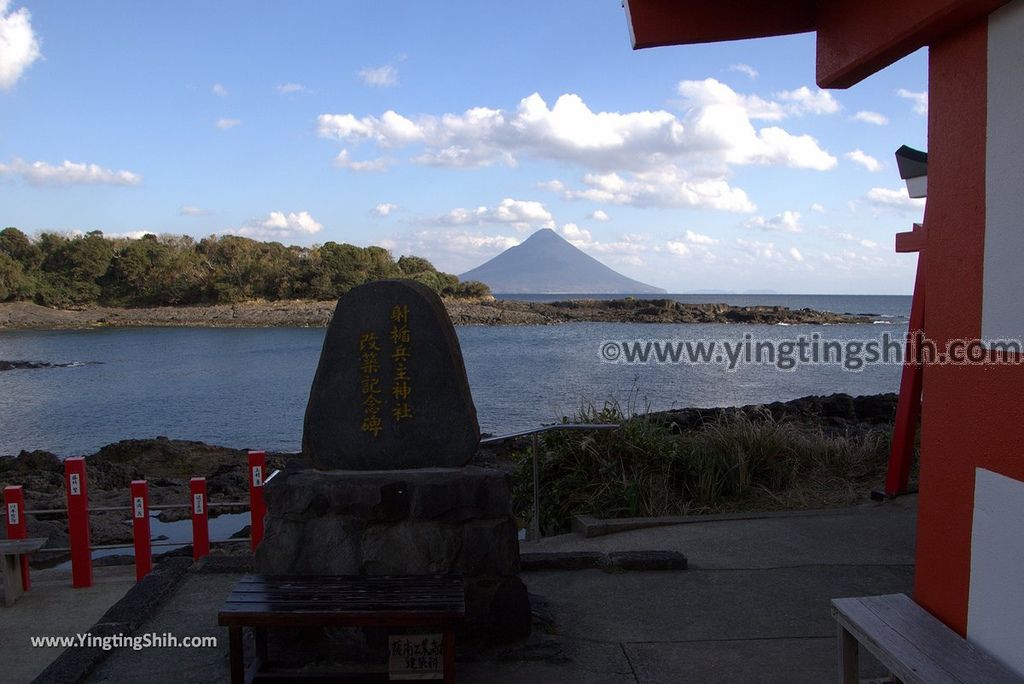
[459,228,665,294]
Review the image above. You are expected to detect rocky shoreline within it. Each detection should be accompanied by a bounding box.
[0,392,897,565]
[0,297,876,330]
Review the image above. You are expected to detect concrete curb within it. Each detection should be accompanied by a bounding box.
[32,557,192,684]
[571,505,871,538]
[520,550,687,572]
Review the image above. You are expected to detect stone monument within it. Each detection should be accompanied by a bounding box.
[255,280,530,651]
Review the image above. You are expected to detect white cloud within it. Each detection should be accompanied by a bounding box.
[676,80,838,169]
[560,169,756,212]
[432,198,554,232]
[854,110,889,126]
[666,241,691,257]
[318,84,835,187]
[0,0,40,90]
[215,118,241,130]
[558,223,592,243]
[860,239,878,249]
[104,230,152,240]
[684,229,717,245]
[728,63,758,79]
[735,237,784,261]
[179,205,210,216]
[775,86,841,115]
[276,82,309,94]
[316,85,838,213]
[810,203,826,213]
[588,209,610,222]
[845,149,883,172]
[865,187,926,211]
[372,203,398,217]
[745,210,802,233]
[0,158,141,186]
[334,149,393,172]
[383,229,521,272]
[897,88,928,116]
[358,64,399,88]
[229,211,323,239]
[211,83,228,97]
[788,247,804,262]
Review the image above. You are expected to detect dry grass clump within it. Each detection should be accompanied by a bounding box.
[513,398,900,535]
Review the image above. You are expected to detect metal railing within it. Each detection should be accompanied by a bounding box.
[480,423,619,541]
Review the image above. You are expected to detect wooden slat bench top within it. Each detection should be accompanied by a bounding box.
[831,593,1022,684]
[219,575,465,683]
[218,574,466,626]
[0,538,47,555]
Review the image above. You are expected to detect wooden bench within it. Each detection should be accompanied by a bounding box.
[218,574,465,683]
[831,593,1022,683]
[1,537,46,606]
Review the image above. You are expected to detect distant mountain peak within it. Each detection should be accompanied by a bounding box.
[459,229,665,294]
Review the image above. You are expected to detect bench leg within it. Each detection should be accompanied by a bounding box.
[838,623,858,684]
[443,627,456,684]
[254,627,268,666]
[2,554,24,607]
[228,625,245,684]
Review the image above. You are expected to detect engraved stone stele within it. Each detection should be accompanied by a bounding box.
[302,279,480,470]
[259,279,529,652]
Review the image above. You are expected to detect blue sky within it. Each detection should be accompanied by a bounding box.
[0,1,928,293]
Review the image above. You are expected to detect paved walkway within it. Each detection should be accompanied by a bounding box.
[0,564,136,683]
[15,496,917,683]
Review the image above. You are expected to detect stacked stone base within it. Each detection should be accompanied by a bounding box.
[254,466,530,659]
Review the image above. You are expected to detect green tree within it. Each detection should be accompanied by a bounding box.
[0,252,34,301]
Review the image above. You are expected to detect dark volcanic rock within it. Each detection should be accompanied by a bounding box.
[303,280,480,470]
[652,392,899,435]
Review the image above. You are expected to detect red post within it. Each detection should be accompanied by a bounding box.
[247,451,267,551]
[4,485,30,592]
[64,457,93,588]
[885,253,926,497]
[131,480,152,581]
[190,477,209,561]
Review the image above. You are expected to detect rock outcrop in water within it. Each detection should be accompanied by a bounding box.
[0,298,876,329]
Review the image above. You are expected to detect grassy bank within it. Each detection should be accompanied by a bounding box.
[511,398,911,535]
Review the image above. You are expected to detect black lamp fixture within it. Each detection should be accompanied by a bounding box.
[895,145,928,198]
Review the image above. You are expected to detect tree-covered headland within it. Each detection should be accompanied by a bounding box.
[0,228,490,307]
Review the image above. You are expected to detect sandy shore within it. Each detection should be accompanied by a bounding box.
[0,298,875,330]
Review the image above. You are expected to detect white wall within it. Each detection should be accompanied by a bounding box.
[982,0,1024,343]
[967,467,1024,675]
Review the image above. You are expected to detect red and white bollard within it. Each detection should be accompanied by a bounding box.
[4,485,30,591]
[131,480,152,581]
[190,477,209,561]
[247,451,266,551]
[64,457,93,588]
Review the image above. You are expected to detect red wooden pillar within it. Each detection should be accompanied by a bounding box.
[885,224,927,497]
[64,457,93,588]
[190,477,209,561]
[4,485,30,591]
[247,451,266,551]
[131,480,152,581]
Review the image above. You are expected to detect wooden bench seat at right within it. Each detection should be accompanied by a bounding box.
[218,574,466,684]
[831,593,1022,684]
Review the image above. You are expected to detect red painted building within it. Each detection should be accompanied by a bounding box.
[624,0,1024,674]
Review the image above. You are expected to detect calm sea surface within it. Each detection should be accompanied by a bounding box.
[0,295,910,456]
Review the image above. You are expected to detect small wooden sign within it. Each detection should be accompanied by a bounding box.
[388,634,444,680]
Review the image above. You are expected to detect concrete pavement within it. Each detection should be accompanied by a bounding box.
[15,496,916,683]
[0,564,136,683]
